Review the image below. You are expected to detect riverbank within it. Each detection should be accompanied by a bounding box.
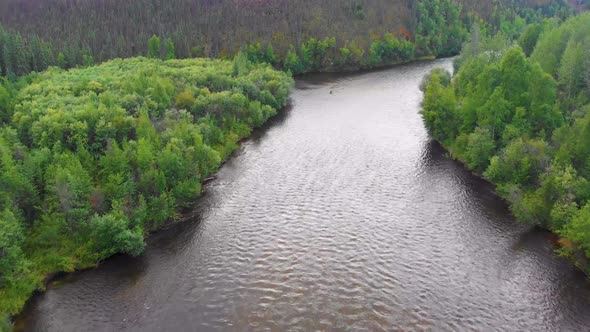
[0,57,293,331]
[3,54,445,330]
[436,140,590,276]
[292,55,438,76]
[8,102,294,332]
[419,13,590,278]
[17,57,590,331]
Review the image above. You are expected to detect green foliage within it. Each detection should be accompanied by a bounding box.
[0,82,11,123]
[57,52,66,69]
[229,2,464,75]
[232,51,251,77]
[421,12,590,272]
[0,56,293,321]
[416,0,466,57]
[558,40,585,99]
[190,46,205,58]
[90,213,144,258]
[0,26,56,77]
[368,33,415,67]
[531,13,590,76]
[147,35,161,59]
[517,22,546,56]
[175,89,196,109]
[420,67,451,92]
[420,70,458,143]
[485,138,549,187]
[462,127,495,172]
[560,203,590,258]
[0,0,575,323]
[277,33,417,74]
[0,209,28,289]
[0,315,10,332]
[0,0,572,79]
[164,38,176,60]
[283,49,303,75]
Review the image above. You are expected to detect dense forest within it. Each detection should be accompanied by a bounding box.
[0,0,572,77]
[0,57,292,329]
[421,12,590,272]
[0,0,579,330]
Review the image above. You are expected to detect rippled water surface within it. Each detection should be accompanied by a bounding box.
[19,59,590,331]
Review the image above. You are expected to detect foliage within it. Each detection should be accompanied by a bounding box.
[147,35,161,59]
[0,56,293,322]
[0,0,497,67]
[0,0,575,326]
[0,26,55,77]
[164,38,176,60]
[0,0,571,79]
[421,12,590,271]
[415,0,466,57]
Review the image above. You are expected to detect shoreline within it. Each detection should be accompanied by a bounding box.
[9,96,296,329]
[7,56,444,328]
[291,55,438,77]
[434,139,590,277]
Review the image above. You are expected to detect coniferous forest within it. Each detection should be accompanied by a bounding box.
[0,0,587,330]
[0,0,573,77]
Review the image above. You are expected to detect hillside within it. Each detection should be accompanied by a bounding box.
[0,0,570,67]
[0,0,410,61]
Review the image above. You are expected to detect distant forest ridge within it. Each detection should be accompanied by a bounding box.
[0,0,571,63]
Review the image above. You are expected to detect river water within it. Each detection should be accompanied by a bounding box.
[18,59,590,331]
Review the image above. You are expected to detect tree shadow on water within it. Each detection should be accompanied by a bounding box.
[247,101,293,145]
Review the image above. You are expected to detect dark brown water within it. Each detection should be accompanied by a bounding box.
[18,59,590,331]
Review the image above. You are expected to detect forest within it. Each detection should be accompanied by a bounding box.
[0,0,572,77]
[421,12,590,272]
[0,57,292,329]
[0,0,579,330]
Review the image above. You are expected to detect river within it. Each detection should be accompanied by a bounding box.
[17,59,590,331]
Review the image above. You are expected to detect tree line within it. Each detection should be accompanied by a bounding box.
[0,0,576,329]
[0,56,293,329]
[420,12,590,272]
[0,0,572,78]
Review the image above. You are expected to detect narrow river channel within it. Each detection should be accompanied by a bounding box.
[18,59,590,331]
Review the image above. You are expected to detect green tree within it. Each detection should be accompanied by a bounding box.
[57,52,66,69]
[500,47,530,109]
[484,138,548,187]
[164,38,176,60]
[517,23,543,56]
[90,213,144,257]
[420,70,459,142]
[265,45,277,65]
[147,35,161,59]
[560,203,590,258]
[465,127,496,172]
[283,49,302,74]
[558,40,585,99]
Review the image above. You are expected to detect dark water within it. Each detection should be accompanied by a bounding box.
[18,59,590,331]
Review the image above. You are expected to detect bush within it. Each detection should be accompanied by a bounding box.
[90,213,145,258]
[175,89,196,109]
